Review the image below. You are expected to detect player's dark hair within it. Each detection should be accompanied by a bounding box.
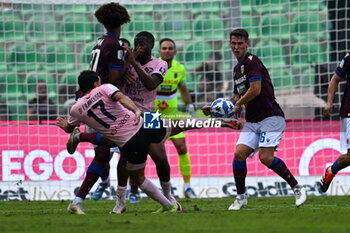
[95,3,130,31]
[230,28,249,41]
[135,31,155,46]
[78,70,99,93]
[120,38,131,47]
[159,38,176,49]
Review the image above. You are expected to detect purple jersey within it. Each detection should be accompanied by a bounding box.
[335,52,350,117]
[117,56,168,112]
[90,32,125,84]
[68,84,143,148]
[233,52,284,122]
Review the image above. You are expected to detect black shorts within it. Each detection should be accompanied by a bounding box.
[120,124,167,164]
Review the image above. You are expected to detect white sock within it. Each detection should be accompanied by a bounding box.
[141,178,172,207]
[184,182,191,190]
[116,185,127,205]
[160,181,177,205]
[237,193,246,200]
[72,196,83,205]
[101,177,110,184]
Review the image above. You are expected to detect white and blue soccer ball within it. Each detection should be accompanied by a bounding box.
[210,98,235,118]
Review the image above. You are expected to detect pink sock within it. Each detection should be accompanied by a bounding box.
[116,185,127,205]
[140,178,172,207]
[160,181,176,205]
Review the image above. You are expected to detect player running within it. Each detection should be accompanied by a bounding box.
[320,52,350,192]
[203,28,307,210]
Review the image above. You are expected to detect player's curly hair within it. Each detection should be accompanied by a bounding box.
[95,3,130,31]
[78,70,99,93]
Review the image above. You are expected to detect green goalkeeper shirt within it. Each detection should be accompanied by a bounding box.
[154,59,186,118]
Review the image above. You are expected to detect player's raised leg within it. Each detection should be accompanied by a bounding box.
[320,151,350,192]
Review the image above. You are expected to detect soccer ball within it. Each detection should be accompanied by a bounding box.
[210,98,235,118]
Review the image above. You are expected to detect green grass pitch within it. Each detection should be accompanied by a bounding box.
[0,196,349,233]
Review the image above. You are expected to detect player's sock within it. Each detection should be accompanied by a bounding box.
[72,196,83,205]
[330,159,341,174]
[140,178,172,207]
[184,182,191,190]
[79,132,101,145]
[179,152,191,183]
[268,157,298,188]
[232,159,247,194]
[101,177,110,185]
[76,162,102,199]
[116,185,127,204]
[160,180,176,204]
[129,179,139,194]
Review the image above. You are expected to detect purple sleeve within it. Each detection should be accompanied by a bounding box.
[108,42,124,70]
[335,53,350,79]
[246,57,262,83]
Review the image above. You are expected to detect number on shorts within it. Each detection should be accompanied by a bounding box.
[89,49,101,72]
[87,100,116,128]
[260,132,266,143]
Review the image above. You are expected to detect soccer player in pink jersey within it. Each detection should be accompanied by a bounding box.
[93,31,178,209]
[57,71,180,214]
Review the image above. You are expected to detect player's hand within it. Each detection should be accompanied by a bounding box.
[188,104,197,118]
[323,104,333,118]
[202,105,211,116]
[134,110,142,125]
[56,117,68,129]
[234,103,242,118]
[124,46,137,65]
[124,71,136,84]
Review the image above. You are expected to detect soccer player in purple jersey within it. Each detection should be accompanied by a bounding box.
[203,28,307,210]
[65,3,130,213]
[320,52,350,192]
[57,71,180,214]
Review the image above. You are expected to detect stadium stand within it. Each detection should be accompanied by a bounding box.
[42,43,75,72]
[7,43,41,72]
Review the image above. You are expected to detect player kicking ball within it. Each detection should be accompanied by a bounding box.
[56,70,224,214]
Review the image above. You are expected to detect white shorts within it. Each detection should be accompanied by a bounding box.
[85,125,120,153]
[340,117,350,151]
[236,116,285,158]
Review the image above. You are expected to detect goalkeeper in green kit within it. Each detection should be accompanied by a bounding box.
[154,38,197,198]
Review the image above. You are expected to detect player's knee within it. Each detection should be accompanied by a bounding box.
[234,150,246,161]
[259,153,274,166]
[177,145,187,155]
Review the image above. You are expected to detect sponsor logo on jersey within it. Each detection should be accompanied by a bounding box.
[143,110,161,129]
[117,50,123,60]
[174,73,178,79]
[241,65,244,74]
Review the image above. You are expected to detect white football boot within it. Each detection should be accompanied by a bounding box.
[294,186,307,207]
[67,202,85,214]
[228,195,248,210]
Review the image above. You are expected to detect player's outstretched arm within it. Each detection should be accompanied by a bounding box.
[323,73,341,118]
[111,91,142,125]
[56,117,75,133]
[179,84,196,117]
